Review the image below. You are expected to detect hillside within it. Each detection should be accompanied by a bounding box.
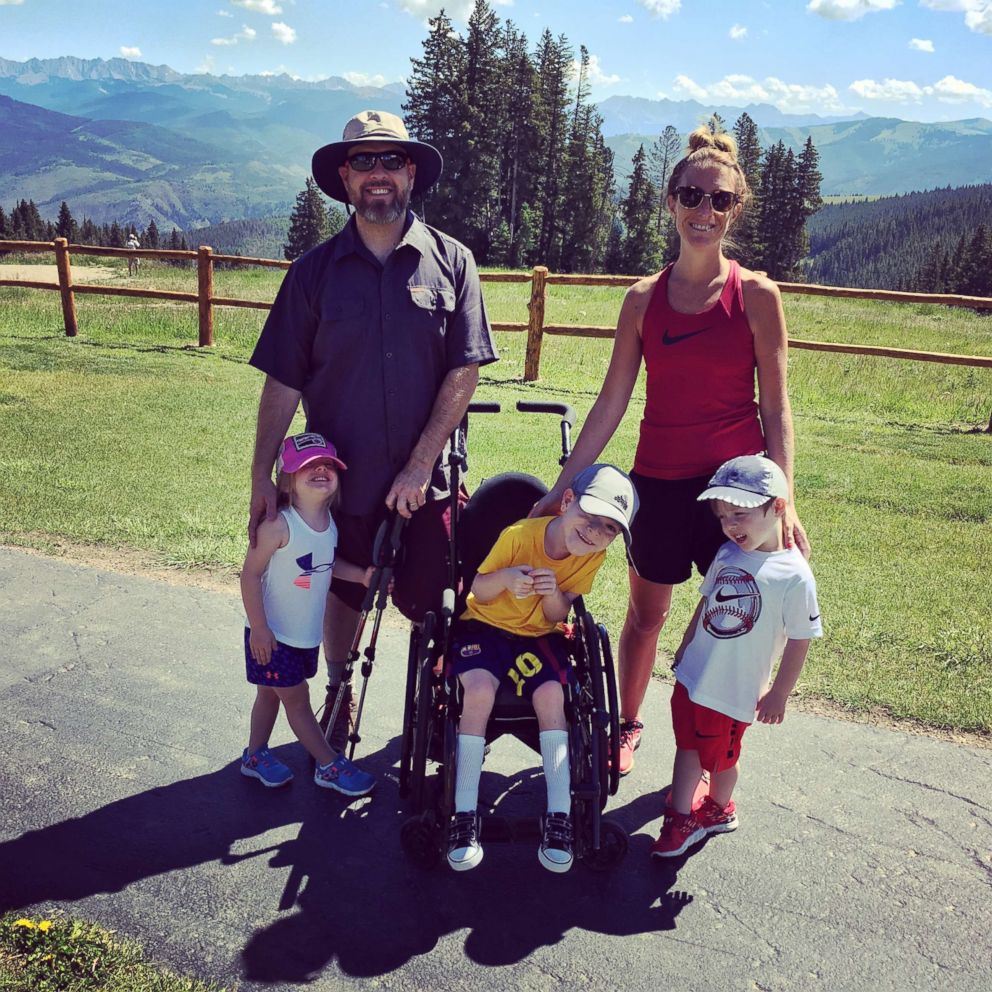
[185,216,291,260]
[805,184,992,290]
[606,117,992,195]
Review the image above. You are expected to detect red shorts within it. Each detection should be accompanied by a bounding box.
[670,681,749,773]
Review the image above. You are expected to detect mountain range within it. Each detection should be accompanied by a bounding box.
[2,56,991,228]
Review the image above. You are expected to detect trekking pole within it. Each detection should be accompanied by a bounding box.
[321,512,405,752]
[347,512,406,760]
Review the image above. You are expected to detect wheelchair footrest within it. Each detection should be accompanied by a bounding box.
[478,814,541,844]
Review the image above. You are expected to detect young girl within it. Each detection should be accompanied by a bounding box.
[240,432,375,797]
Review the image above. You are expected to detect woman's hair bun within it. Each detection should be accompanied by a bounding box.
[686,126,739,161]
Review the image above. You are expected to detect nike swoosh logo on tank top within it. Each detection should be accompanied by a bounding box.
[662,325,713,345]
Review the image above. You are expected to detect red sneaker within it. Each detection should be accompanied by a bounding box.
[694,795,738,835]
[617,720,643,776]
[650,809,706,858]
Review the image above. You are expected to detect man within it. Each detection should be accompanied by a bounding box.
[248,110,498,759]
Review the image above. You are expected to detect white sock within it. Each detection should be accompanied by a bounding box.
[454,734,486,813]
[540,729,571,815]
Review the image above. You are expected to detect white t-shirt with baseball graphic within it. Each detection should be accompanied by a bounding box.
[675,542,823,724]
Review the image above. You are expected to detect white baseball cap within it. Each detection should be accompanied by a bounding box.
[698,455,788,508]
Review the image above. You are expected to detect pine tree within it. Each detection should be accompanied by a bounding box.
[0,205,7,239]
[144,218,160,249]
[56,201,76,241]
[531,29,573,269]
[648,124,681,234]
[617,145,662,275]
[731,113,762,268]
[403,8,468,226]
[707,113,727,136]
[283,178,328,261]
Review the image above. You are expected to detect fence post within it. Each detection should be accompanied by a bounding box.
[198,245,214,346]
[525,265,548,382]
[54,238,78,338]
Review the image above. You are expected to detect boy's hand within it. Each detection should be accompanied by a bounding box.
[504,566,536,598]
[528,568,559,597]
[362,565,375,589]
[249,625,278,665]
[756,688,789,724]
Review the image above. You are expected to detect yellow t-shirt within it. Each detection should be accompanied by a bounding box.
[461,516,607,637]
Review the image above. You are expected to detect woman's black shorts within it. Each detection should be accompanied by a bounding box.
[627,470,725,586]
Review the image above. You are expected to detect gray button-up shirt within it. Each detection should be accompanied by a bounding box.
[250,213,498,515]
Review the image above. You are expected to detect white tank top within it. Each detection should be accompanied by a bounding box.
[260,506,337,648]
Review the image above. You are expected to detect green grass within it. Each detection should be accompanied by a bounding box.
[2,262,991,733]
[0,913,230,992]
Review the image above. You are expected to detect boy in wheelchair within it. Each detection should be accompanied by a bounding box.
[446,464,638,873]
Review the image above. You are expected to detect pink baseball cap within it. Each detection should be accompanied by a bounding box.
[276,433,347,475]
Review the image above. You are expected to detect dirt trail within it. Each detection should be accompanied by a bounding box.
[0,262,120,283]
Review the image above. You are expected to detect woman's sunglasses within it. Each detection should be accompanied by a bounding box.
[674,186,741,213]
[346,151,410,172]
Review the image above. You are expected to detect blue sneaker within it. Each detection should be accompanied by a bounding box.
[314,754,375,797]
[241,747,293,787]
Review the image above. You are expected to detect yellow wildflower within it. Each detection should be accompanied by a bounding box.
[13,919,36,929]
[38,920,53,932]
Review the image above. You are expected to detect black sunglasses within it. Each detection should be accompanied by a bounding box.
[346,151,410,172]
[674,185,741,213]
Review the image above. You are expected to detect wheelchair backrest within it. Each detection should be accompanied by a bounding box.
[457,472,549,602]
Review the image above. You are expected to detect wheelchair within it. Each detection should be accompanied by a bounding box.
[398,400,628,871]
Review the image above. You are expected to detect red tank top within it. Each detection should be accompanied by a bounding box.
[633,260,765,480]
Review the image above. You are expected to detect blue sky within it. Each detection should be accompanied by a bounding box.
[2,0,991,120]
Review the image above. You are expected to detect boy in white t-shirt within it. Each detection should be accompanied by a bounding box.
[651,455,823,858]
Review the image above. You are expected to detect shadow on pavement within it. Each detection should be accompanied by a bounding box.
[0,733,695,981]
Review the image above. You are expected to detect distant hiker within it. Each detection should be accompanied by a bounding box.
[240,432,376,796]
[531,127,810,779]
[125,233,140,276]
[247,109,497,746]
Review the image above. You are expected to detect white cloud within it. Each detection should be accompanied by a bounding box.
[217,9,233,17]
[930,73,992,105]
[640,0,681,16]
[119,46,142,59]
[271,21,296,44]
[344,71,390,88]
[619,14,634,23]
[729,24,748,39]
[397,0,475,21]
[231,0,283,13]
[909,37,935,50]
[850,77,925,100]
[0,1,26,6]
[671,73,848,113]
[918,0,992,31]
[807,0,899,20]
[211,24,256,46]
[195,55,217,74]
[849,73,992,107]
[574,53,621,86]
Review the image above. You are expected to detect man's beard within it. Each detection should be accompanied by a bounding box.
[354,183,411,225]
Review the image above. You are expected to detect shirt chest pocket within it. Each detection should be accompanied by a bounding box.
[408,285,455,339]
[313,297,365,367]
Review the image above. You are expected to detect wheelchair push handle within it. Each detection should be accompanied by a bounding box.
[467,401,500,414]
[515,400,576,466]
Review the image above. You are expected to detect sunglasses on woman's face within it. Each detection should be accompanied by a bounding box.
[674,186,741,213]
[346,151,410,172]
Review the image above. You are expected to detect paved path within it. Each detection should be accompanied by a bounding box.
[1,547,990,992]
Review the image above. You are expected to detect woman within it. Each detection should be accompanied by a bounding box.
[533,128,811,777]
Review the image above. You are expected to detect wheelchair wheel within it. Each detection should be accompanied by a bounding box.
[598,623,622,797]
[582,820,629,872]
[398,621,424,798]
[580,613,611,809]
[408,611,438,810]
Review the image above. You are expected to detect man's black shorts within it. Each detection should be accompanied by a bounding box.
[627,470,724,585]
[331,494,462,618]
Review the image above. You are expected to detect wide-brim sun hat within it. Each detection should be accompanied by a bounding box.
[311,109,443,203]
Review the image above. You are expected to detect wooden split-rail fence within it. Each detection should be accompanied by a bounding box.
[2,237,991,430]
